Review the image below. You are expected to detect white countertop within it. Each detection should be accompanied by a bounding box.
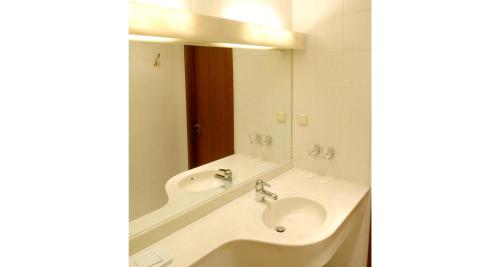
[130,154,279,237]
[130,168,370,267]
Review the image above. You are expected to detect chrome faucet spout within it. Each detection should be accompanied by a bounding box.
[263,190,278,200]
[214,168,232,189]
[255,180,278,202]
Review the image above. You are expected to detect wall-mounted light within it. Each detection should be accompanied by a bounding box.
[131,0,188,10]
[222,3,283,28]
[129,34,179,43]
[129,2,306,50]
[212,43,273,50]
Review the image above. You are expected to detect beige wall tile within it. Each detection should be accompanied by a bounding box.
[317,52,347,87]
[293,52,317,86]
[344,0,371,13]
[344,50,371,89]
[340,89,371,128]
[343,11,371,51]
[338,159,370,184]
[317,0,343,17]
[339,125,371,163]
[316,14,344,52]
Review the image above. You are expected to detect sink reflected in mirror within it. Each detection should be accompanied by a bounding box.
[177,170,225,192]
[261,197,327,236]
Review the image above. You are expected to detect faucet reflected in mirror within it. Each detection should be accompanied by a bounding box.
[214,169,232,189]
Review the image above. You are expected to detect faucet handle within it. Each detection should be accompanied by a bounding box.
[308,143,322,156]
[255,180,270,189]
[219,168,231,174]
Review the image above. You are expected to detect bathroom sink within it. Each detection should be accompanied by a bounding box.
[177,170,224,192]
[262,197,327,236]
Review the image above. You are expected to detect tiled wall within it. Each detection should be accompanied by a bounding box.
[233,48,292,162]
[129,41,188,220]
[292,0,371,186]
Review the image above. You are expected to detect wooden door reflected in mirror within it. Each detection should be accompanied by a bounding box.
[184,45,234,168]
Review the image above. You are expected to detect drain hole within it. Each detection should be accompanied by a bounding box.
[275,226,286,233]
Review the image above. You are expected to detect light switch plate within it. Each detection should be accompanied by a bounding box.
[299,114,308,126]
[276,112,287,123]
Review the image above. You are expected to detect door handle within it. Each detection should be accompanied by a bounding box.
[194,123,201,136]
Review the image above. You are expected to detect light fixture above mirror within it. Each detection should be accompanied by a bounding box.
[129,1,306,49]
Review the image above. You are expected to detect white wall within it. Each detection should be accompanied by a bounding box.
[129,41,188,220]
[292,0,371,186]
[233,48,292,162]
[292,0,371,266]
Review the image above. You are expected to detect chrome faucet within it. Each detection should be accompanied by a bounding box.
[255,180,278,202]
[215,169,232,189]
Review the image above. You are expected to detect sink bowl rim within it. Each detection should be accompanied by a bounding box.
[176,169,225,193]
[257,195,329,237]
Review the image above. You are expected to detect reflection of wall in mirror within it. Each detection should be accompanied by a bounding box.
[129,41,188,220]
[233,48,292,163]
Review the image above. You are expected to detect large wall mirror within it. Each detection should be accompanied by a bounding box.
[129,41,292,236]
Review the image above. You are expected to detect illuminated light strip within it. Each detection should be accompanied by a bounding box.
[129,2,306,49]
[129,34,179,43]
[212,42,273,50]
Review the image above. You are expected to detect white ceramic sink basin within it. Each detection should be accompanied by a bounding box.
[262,197,327,236]
[177,170,224,192]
